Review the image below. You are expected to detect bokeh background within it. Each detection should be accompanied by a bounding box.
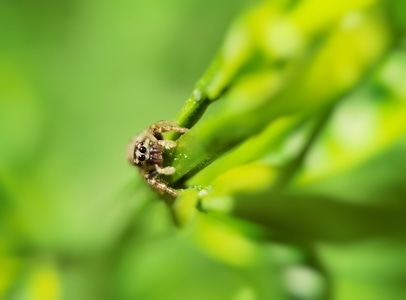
[1,0,255,299]
[1,0,406,299]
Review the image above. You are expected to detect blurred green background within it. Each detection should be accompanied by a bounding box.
[1,0,406,299]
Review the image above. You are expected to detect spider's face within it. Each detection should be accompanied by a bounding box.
[128,134,163,168]
[133,140,150,166]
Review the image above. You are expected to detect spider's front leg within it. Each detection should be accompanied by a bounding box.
[149,121,188,136]
[144,172,178,197]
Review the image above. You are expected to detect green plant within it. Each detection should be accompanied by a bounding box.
[2,0,406,299]
[129,0,406,298]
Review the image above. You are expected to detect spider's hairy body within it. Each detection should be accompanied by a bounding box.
[128,121,188,197]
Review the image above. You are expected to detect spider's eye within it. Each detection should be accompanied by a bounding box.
[138,154,146,161]
[139,146,147,153]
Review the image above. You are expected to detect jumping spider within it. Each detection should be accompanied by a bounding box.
[127,121,188,197]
